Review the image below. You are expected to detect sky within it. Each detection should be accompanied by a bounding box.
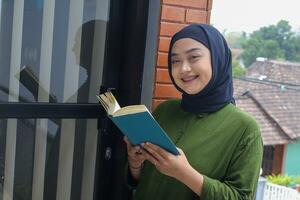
[210,0,300,33]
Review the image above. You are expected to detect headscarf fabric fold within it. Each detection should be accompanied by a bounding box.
[168,24,235,114]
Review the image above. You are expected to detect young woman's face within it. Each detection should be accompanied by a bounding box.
[170,38,212,95]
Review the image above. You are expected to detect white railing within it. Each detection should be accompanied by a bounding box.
[263,182,300,200]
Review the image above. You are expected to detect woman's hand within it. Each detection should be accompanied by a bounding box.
[123,136,146,170]
[142,142,191,180]
[143,142,204,196]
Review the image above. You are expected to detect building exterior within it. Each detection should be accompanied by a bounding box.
[234,59,300,176]
[0,0,212,200]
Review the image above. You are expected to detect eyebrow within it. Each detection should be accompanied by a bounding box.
[171,48,203,57]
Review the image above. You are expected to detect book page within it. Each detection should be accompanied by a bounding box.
[97,91,121,115]
[113,105,149,117]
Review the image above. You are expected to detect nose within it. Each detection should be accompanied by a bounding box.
[181,61,191,73]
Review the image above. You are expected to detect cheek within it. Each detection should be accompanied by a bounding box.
[171,68,177,78]
[171,68,181,84]
[205,66,212,81]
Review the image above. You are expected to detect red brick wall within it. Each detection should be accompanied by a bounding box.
[152,0,213,110]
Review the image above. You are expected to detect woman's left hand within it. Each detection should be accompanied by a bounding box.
[142,142,191,180]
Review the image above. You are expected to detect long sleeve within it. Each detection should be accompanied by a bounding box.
[132,101,264,200]
[201,131,263,200]
[124,162,139,189]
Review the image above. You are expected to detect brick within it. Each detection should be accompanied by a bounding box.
[206,11,211,24]
[162,5,185,22]
[156,68,172,83]
[159,37,171,52]
[154,83,181,98]
[163,0,207,9]
[207,0,213,10]
[186,9,207,24]
[152,99,166,111]
[160,22,186,37]
[157,52,168,67]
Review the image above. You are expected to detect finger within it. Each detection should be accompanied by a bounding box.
[176,147,183,155]
[142,150,159,166]
[144,142,169,159]
[128,146,142,157]
[123,136,132,146]
[144,143,165,162]
[123,138,132,152]
[128,150,146,165]
[128,154,145,162]
[136,152,146,160]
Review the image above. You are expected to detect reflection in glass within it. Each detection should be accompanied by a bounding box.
[0,0,108,104]
[0,0,110,200]
[0,118,98,200]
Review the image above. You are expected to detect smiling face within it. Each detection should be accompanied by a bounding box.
[170,38,212,95]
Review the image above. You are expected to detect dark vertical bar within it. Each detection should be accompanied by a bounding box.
[70,119,87,200]
[140,0,161,109]
[76,19,95,104]
[13,0,44,199]
[70,1,97,197]
[18,0,43,103]
[93,0,126,198]
[83,0,96,23]
[43,0,70,199]
[0,119,7,196]
[13,119,35,200]
[44,119,61,200]
[111,1,149,199]
[49,0,70,103]
[0,0,14,197]
[0,0,13,102]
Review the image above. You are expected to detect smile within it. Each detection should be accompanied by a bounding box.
[181,75,199,83]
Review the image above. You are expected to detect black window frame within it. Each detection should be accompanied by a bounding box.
[0,0,159,199]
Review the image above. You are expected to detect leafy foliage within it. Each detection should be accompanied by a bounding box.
[240,20,300,67]
[232,59,246,77]
[266,174,293,186]
[266,174,300,188]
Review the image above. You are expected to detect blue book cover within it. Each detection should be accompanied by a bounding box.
[97,92,179,155]
[111,111,179,155]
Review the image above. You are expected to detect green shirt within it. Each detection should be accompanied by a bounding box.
[132,100,263,200]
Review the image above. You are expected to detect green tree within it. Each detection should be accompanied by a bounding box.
[232,59,246,77]
[225,32,247,49]
[241,20,300,67]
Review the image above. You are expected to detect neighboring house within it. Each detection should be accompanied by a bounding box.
[233,59,300,176]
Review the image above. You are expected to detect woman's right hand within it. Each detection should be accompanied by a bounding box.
[123,136,146,170]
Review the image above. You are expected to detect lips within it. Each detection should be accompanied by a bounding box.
[181,75,199,82]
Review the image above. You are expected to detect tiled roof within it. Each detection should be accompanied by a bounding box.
[234,59,300,145]
[234,78,294,145]
[247,59,300,86]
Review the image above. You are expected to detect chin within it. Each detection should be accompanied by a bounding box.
[182,87,204,95]
[185,91,198,95]
[181,88,197,95]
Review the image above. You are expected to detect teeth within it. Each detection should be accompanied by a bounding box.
[182,76,197,82]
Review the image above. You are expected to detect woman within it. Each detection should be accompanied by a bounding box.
[124,24,263,200]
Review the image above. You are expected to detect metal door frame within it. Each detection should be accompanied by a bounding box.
[0,0,161,199]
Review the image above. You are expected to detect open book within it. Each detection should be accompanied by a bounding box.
[97,92,179,155]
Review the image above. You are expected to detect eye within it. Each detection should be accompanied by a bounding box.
[171,59,181,64]
[191,55,200,59]
[189,54,201,62]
